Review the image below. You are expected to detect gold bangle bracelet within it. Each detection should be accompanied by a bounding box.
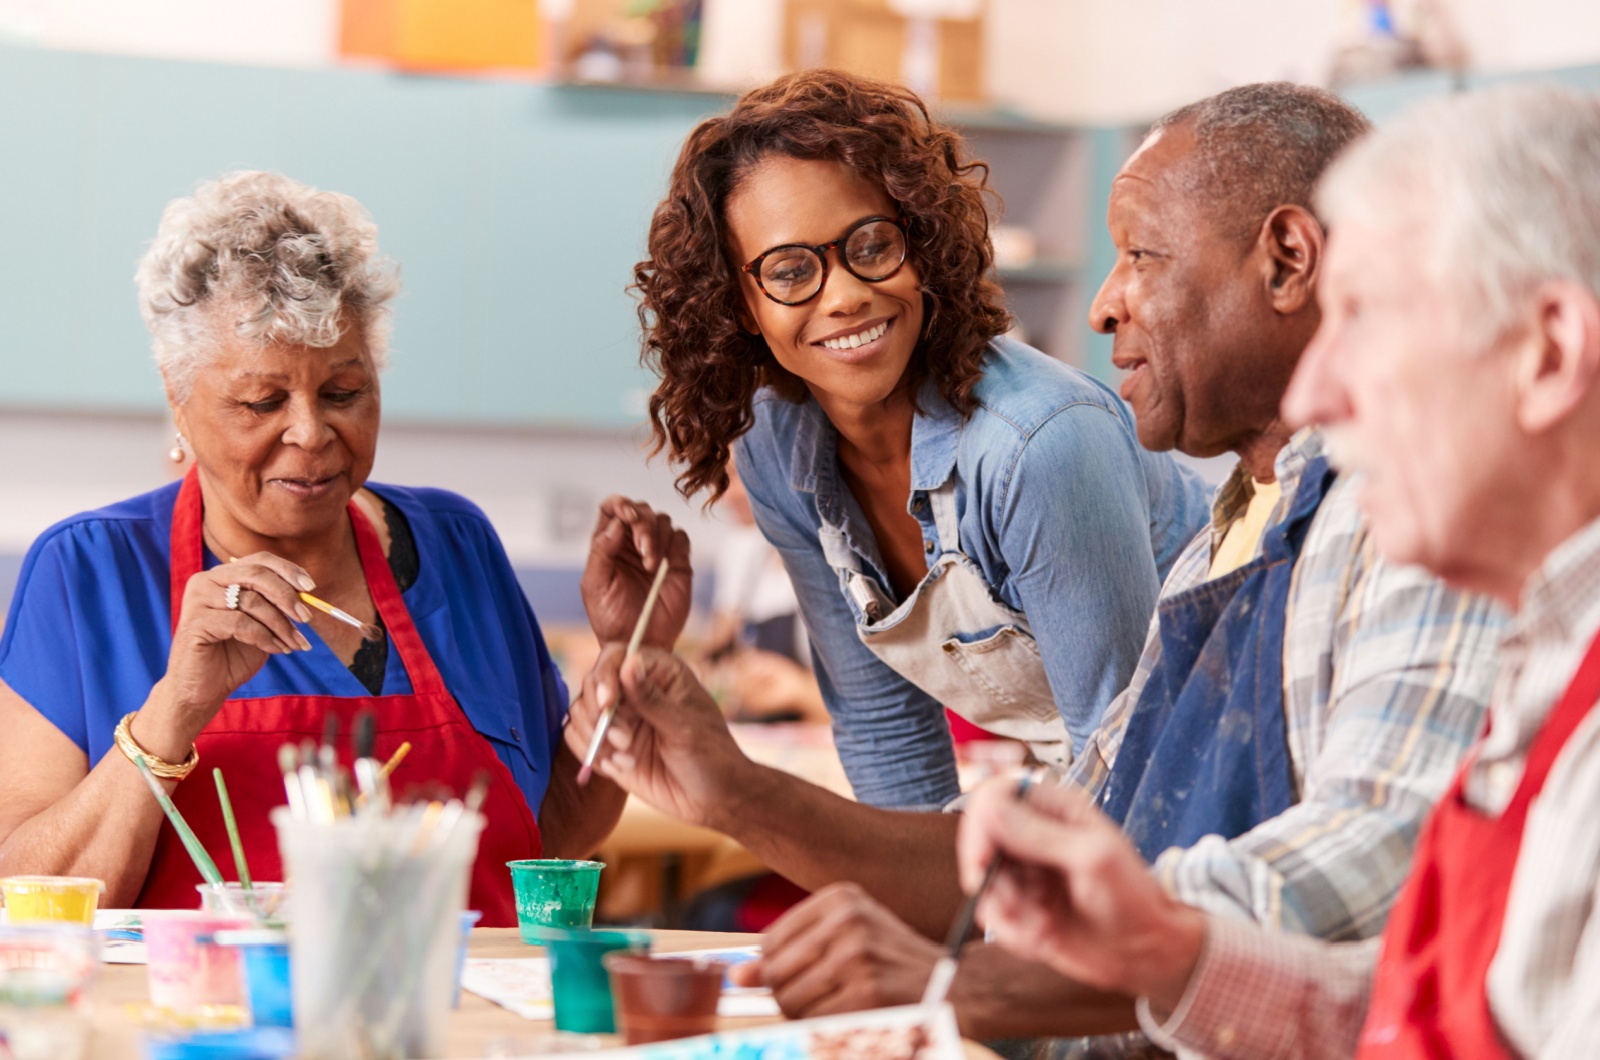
[113,712,199,780]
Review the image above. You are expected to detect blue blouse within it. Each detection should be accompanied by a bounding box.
[0,480,569,814]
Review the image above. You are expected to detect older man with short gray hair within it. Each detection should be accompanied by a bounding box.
[960,82,1600,1059]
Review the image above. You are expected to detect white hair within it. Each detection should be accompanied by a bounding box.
[135,171,400,400]
[1318,84,1600,352]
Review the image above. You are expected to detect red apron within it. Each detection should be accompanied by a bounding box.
[1357,629,1600,1058]
[135,469,541,925]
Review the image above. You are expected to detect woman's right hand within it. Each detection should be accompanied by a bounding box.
[151,553,316,743]
[581,496,693,650]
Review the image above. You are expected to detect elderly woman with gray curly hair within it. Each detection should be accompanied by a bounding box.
[0,171,626,920]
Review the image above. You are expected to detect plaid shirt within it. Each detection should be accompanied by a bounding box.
[1067,429,1506,942]
[1138,512,1600,1059]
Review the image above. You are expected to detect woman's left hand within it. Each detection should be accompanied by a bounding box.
[580,496,693,650]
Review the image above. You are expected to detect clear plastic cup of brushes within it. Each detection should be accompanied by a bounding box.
[197,882,290,925]
[272,807,482,1060]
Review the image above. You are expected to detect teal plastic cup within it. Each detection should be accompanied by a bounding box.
[506,859,604,941]
[537,928,650,1034]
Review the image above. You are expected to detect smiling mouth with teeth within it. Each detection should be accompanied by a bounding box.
[819,320,889,351]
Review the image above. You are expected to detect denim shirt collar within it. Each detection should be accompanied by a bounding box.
[789,381,963,501]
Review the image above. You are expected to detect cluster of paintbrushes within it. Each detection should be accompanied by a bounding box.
[274,713,419,823]
[129,708,486,898]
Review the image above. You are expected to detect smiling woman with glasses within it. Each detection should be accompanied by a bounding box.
[587,69,1210,818]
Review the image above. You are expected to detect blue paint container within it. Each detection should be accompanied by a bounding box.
[144,1026,296,1059]
[455,909,483,1008]
[213,929,292,1029]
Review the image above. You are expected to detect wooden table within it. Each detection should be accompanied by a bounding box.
[84,927,761,1059]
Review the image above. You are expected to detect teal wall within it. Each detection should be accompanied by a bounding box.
[0,44,724,427]
[4,42,1597,428]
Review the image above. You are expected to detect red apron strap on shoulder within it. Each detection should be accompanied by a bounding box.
[169,468,205,634]
[345,498,449,697]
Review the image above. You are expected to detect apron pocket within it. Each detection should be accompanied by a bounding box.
[939,626,1060,725]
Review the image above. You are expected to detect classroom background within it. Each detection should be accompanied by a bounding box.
[1,0,1597,676]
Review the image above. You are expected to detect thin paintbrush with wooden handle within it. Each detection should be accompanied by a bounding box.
[577,558,670,786]
[921,768,1044,1008]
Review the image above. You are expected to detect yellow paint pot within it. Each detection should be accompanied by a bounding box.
[1,875,105,925]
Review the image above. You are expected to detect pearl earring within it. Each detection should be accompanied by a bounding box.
[169,433,187,464]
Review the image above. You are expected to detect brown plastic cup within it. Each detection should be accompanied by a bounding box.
[604,953,727,1044]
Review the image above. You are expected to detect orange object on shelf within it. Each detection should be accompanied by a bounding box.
[339,0,544,73]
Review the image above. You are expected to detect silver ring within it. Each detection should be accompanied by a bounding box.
[224,583,242,611]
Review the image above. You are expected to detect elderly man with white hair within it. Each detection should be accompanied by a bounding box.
[0,171,628,919]
[958,83,1600,1058]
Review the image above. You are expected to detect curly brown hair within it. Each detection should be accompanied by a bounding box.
[634,68,1011,500]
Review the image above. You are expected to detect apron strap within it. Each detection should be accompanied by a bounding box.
[170,468,204,635]
[345,499,450,697]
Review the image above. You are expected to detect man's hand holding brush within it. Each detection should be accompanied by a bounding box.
[956,776,1209,1021]
[564,647,753,830]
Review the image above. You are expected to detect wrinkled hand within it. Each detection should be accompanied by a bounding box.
[162,552,315,732]
[563,646,748,829]
[581,496,692,650]
[730,883,943,1017]
[957,777,1207,1008]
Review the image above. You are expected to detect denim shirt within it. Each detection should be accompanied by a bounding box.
[733,336,1211,808]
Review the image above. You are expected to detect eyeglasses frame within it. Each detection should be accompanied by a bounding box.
[739,215,912,307]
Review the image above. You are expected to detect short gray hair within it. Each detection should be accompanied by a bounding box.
[136,171,400,400]
[1152,82,1372,242]
[1318,83,1600,350]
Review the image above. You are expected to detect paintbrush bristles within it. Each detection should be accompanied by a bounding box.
[278,743,307,820]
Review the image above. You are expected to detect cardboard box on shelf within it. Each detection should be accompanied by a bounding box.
[783,0,986,102]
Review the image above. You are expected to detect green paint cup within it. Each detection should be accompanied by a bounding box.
[506,859,605,941]
[537,927,650,1034]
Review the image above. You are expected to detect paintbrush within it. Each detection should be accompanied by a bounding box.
[920,769,1044,1009]
[278,743,307,820]
[464,769,491,815]
[212,768,254,890]
[578,558,671,786]
[224,556,381,643]
[131,754,225,887]
[298,738,329,823]
[299,591,384,643]
[352,711,385,811]
[378,741,411,781]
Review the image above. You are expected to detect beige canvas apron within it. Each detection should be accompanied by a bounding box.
[819,480,1070,767]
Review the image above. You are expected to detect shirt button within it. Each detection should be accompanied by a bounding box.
[912,496,926,512]
[510,726,521,742]
[924,540,935,554]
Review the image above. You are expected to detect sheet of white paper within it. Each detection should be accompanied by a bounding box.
[93,909,148,965]
[462,956,554,1021]
[461,947,781,1021]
